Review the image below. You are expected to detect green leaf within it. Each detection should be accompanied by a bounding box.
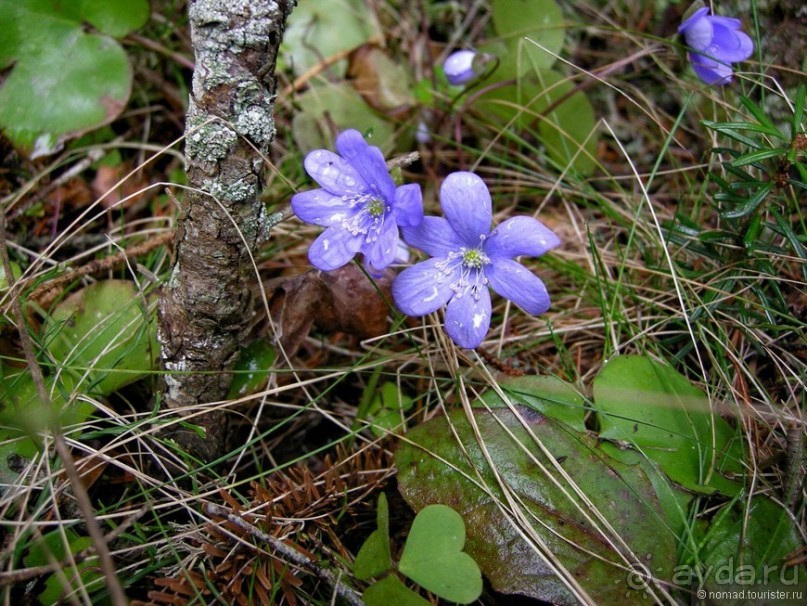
[591,355,745,494]
[475,69,598,176]
[43,280,159,396]
[483,374,587,431]
[689,496,807,602]
[731,148,788,168]
[362,575,431,606]
[291,81,396,155]
[491,0,565,73]
[719,181,774,219]
[25,529,105,605]
[227,340,277,398]
[0,365,92,436]
[398,505,483,604]
[354,493,392,580]
[281,0,375,77]
[0,0,146,152]
[77,0,150,38]
[396,405,679,604]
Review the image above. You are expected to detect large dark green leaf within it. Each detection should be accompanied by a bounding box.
[396,405,679,604]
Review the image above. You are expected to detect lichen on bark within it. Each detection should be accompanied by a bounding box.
[158,0,295,462]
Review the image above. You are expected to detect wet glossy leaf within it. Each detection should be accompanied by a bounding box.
[292,81,396,154]
[491,0,565,73]
[398,505,483,604]
[396,405,678,604]
[44,280,159,396]
[592,355,745,495]
[482,374,587,431]
[0,0,147,152]
[228,340,277,398]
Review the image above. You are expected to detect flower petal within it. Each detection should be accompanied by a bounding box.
[307,226,363,271]
[392,258,456,316]
[363,215,399,274]
[335,129,396,203]
[679,8,712,51]
[291,189,358,227]
[485,216,560,259]
[439,172,492,246]
[393,183,424,227]
[304,149,368,196]
[710,27,754,62]
[444,289,492,349]
[690,52,733,85]
[401,216,464,257]
[486,257,551,315]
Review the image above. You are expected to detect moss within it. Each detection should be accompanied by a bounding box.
[186,118,238,163]
[202,176,257,203]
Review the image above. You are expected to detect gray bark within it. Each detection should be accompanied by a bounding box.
[158,0,294,462]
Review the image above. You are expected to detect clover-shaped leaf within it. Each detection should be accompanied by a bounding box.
[398,505,483,604]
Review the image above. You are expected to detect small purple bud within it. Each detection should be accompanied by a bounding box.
[443,50,478,85]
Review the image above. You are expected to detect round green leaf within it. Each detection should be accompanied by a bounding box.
[491,0,565,73]
[475,69,598,176]
[592,355,745,494]
[0,0,135,151]
[291,81,396,154]
[281,0,375,77]
[44,280,158,396]
[78,0,150,37]
[398,505,483,604]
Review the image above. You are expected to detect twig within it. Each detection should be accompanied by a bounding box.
[27,230,174,310]
[0,211,129,606]
[205,502,365,606]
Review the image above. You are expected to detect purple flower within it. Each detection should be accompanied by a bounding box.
[678,7,753,85]
[443,50,478,85]
[392,172,560,349]
[291,130,423,274]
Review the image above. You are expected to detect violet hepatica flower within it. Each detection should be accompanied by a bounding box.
[392,172,560,349]
[291,129,423,274]
[678,7,753,85]
[443,50,478,85]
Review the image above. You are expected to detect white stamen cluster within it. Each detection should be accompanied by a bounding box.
[435,245,491,300]
[339,191,390,244]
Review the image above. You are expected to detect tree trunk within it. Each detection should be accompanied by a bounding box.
[158,0,294,462]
